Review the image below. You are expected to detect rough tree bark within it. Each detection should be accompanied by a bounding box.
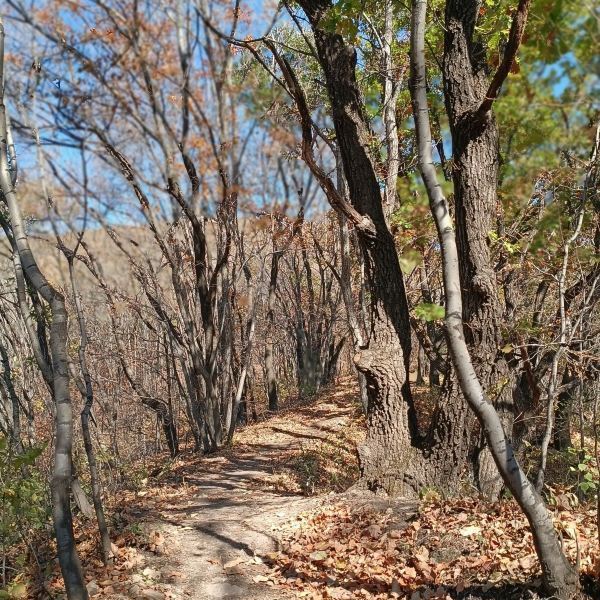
[291,1,421,494]
[409,2,578,596]
[275,1,476,494]
[441,0,531,499]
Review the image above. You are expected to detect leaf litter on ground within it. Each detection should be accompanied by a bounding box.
[262,494,600,599]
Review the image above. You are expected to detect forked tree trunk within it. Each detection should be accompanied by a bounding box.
[289,0,477,495]
[442,0,518,499]
[409,4,578,596]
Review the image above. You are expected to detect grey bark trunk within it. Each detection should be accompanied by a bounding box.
[0,20,88,599]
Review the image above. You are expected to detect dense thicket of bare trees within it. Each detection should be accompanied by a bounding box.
[0,1,598,599]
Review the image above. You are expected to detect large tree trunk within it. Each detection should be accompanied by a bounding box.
[296,0,422,495]
[289,0,478,495]
[442,0,517,499]
[409,3,579,596]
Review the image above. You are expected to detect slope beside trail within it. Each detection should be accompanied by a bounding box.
[99,378,362,600]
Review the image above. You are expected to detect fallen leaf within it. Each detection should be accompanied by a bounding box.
[223,557,245,569]
[309,550,328,562]
[459,525,481,537]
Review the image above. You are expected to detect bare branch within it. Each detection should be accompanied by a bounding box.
[476,0,532,118]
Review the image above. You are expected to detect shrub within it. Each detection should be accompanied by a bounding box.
[0,437,48,593]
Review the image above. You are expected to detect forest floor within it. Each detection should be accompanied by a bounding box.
[46,377,599,600]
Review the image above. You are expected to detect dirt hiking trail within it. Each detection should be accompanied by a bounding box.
[102,378,361,600]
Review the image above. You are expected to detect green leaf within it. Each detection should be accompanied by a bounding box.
[14,447,43,468]
[399,249,422,274]
[579,481,596,493]
[414,303,445,322]
[6,583,27,599]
